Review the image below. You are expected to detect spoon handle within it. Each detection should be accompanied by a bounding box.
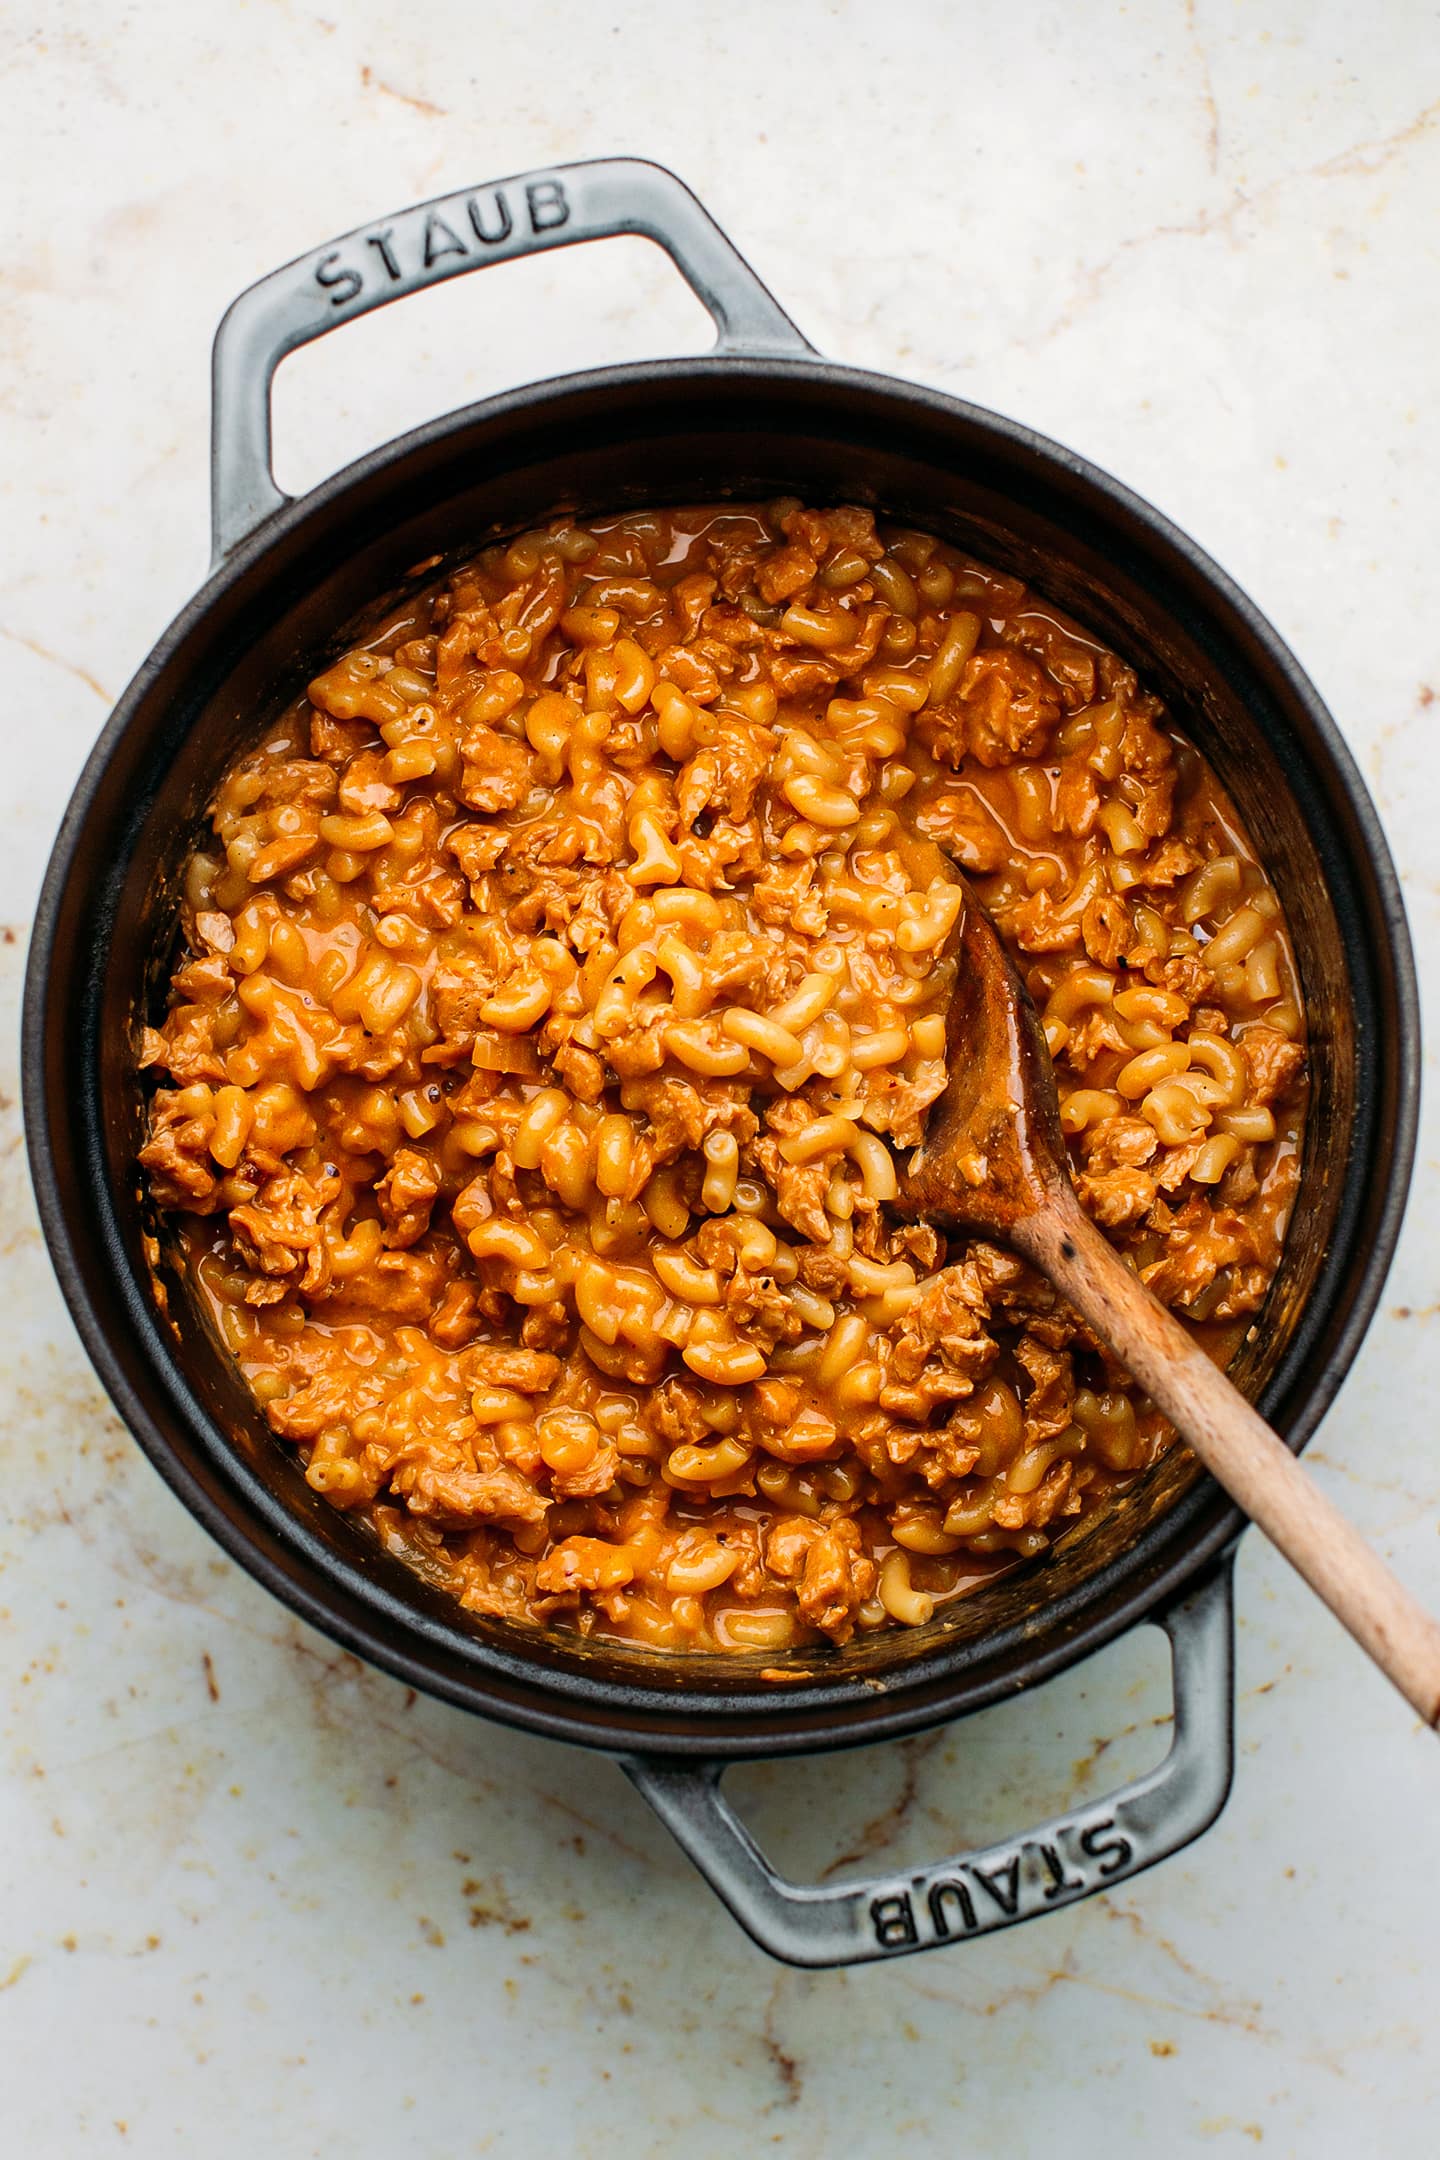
[1020,1189,1440,1729]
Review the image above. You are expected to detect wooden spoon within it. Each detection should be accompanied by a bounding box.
[897,876,1440,1727]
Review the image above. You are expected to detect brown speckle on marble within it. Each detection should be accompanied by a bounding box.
[818,1733,942,1878]
[461,1876,532,1935]
[358,62,445,118]
[761,1979,803,2108]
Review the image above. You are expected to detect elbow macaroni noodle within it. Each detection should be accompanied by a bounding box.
[139,502,1308,1657]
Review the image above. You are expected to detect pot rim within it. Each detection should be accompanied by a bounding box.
[22,350,1421,1758]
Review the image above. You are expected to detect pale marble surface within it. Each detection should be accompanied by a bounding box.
[3,2,1439,2152]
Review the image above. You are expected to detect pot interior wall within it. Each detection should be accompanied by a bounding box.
[43,363,1395,1748]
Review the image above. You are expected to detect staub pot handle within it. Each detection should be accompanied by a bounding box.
[208,156,812,565]
[626,1560,1236,1968]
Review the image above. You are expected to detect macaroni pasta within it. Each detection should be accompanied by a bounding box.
[139,503,1307,1655]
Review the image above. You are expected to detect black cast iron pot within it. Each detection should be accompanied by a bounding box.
[23,159,1419,1966]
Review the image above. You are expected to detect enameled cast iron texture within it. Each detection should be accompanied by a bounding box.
[23,262,1419,1765]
